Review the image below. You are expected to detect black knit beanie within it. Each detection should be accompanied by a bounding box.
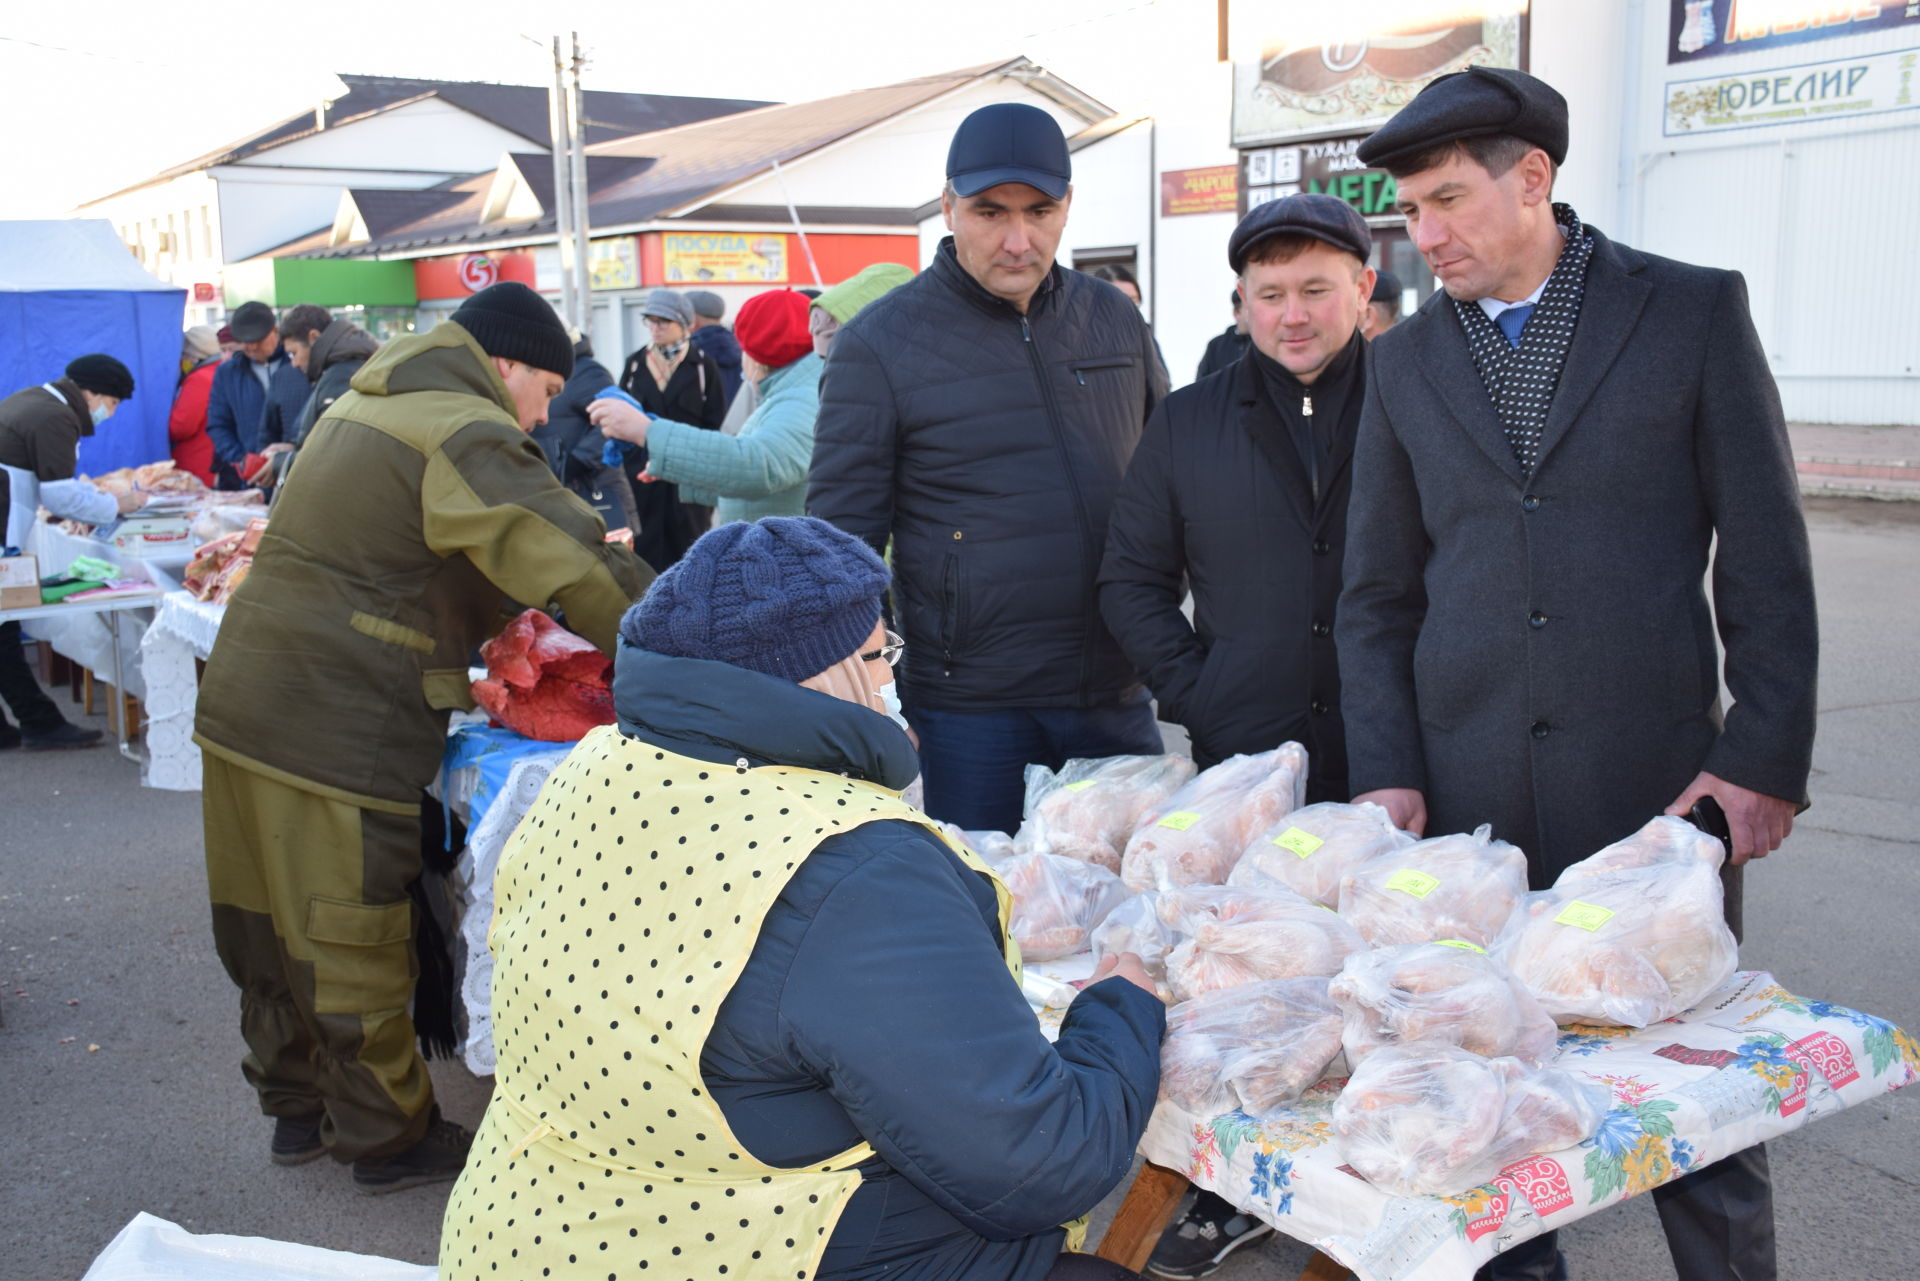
[450,282,574,378]
[65,353,135,401]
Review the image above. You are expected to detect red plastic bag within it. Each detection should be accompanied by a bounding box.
[470,610,614,742]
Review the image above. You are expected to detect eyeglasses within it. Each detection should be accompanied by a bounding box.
[859,629,905,667]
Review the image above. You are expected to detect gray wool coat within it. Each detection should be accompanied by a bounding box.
[1337,226,1817,888]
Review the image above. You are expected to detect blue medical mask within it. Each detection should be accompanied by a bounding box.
[90,403,114,426]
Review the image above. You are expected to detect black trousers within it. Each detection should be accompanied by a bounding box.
[1476,1144,1775,1281]
[0,621,66,734]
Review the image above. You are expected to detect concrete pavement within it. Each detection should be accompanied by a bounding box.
[3,500,1915,1280]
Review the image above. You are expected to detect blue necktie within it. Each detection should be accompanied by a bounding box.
[1495,302,1534,349]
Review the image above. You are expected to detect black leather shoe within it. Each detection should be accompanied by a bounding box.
[270,1113,326,1166]
[351,1112,474,1195]
[22,722,104,751]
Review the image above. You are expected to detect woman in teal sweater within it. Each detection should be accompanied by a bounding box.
[592,270,912,527]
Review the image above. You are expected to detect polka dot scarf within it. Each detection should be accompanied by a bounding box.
[1453,203,1595,473]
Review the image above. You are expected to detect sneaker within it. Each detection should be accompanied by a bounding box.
[270,1113,326,1166]
[22,722,104,751]
[351,1112,474,1195]
[1146,1191,1273,1279]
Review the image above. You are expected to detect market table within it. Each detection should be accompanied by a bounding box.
[1077,968,1918,1280]
[1,588,166,760]
[135,590,227,789]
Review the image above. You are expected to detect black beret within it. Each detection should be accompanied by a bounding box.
[229,300,278,343]
[1228,193,1371,274]
[65,353,135,401]
[1371,270,1403,304]
[1357,66,1568,171]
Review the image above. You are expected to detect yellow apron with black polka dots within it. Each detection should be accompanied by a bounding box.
[439,724,1024,1281]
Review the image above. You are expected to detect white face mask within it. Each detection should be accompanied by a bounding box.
[875,682,911,735]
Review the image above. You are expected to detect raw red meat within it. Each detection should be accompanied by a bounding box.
[471,609,615,742]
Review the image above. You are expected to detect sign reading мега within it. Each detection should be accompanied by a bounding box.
[1238,136,1400,221]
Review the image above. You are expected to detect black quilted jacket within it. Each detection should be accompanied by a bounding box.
[808,239,1168,710]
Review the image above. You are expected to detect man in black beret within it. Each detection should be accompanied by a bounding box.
[1100,194,1376,1274]
[1361,269,1403,339]
[0,354,144,750]
[1340,64,1811,1281]
[196,280,649,1194]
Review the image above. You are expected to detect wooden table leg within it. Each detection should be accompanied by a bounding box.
[1298,1250,1348,1280]
[1093,1160,1190,1272]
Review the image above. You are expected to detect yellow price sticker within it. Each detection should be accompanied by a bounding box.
[1062,780,1098,792]
[1156,811,1203,831]
[1272,827,1325,859]
[1433,938,1487,954]
[1554,901,1616,932]
[1385,868,1441,898]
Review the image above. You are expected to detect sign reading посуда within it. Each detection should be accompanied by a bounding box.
[662,233,790,284]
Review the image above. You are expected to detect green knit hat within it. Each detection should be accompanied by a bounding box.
[813,263,915,325]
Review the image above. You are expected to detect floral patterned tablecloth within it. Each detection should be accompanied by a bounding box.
[1077,970,1916,1281]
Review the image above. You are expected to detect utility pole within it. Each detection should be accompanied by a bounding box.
[568,32,593,328]
[548,36,578,328]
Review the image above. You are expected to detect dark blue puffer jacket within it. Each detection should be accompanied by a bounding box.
[206,349,312,461]
[613,645,1166,1281]
[689,323,744,405]
[807,239,1169,713]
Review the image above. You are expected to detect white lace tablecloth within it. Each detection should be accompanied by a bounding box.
[136,591,225,790]
[1081,970,1915,1281]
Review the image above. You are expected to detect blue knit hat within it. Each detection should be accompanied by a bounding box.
[620,517,889,681]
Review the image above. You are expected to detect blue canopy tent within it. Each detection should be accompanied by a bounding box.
[0,220,187,475]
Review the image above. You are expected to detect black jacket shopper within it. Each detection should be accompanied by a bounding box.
[809,238,1169,711]
[1100,336,1366,791]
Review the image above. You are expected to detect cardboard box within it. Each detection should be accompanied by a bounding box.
[0,553,40,610]
[110,514,194,555]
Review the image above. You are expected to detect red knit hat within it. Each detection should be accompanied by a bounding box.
[732,289,814,368]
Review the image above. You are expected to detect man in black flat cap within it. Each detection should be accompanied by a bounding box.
[0,354,144,750]
[1101,193,1375,1275]
[1361,269,1403,340]
[809,102,1168,834]
[206,300,311,487]
[1339,64,1813,1281]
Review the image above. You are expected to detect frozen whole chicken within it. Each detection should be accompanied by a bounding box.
[1329,942,1559,1067]
[1013,755,1197,872]
[935,822,1017,866]
[1232,801,1416,907]
[1337,824,1528,948]
[1121,745,1309,892]
[1333,1043,1607,1197]
[1494,854,1737,1027]
[1157,884,1367,1003]
[1160,979,1346,1117]
[1555,815,1725,884]
[998,852,1130,962]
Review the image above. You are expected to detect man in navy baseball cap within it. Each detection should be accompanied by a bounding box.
[945,101,1072,201]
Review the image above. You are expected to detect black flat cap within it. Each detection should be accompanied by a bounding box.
[65,353,134,401]
[228,300,277,343]
[1371,270,1403,304]
[1357,66,1568,171]
[1228,193,1371,274]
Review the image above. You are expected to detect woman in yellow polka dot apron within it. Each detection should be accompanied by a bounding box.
[441,518,1165,1281]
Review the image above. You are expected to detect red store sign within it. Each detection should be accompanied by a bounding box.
[415,249,537,300]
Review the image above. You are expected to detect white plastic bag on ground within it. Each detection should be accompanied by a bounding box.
[1014,754,1197,872]
[1337,824,1529,948]
[1494,854,1738,1027]
[82,1212,435,1281]
[1121,744,1309,892]
[1156,883,1368,1002]
[1232,800,1417,907]
[999,851,1131,961]
[1329,941,1560,1067]
[1160,978,1345,1116]
[1333,1044,1607,1197]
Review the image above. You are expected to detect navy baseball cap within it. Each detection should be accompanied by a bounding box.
[946,103,1071,200]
